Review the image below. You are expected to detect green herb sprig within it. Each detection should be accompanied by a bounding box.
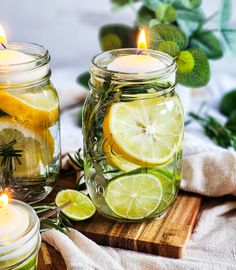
[33,203,72,233]
[0,140,22,180]
[188,111,236,150]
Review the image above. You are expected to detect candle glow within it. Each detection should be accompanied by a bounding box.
[137,29,147,50]
[0,194,9,208]
[0,24,7,44]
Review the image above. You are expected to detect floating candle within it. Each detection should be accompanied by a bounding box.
[107,29,166,73]
[0,194,29,242]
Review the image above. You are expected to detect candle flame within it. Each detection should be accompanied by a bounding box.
[0,194,9,207]
[0,24,7,44]
[137,29,147,50]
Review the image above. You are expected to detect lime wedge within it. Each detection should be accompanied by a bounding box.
[55,190,96,221]
[105,173,163,220]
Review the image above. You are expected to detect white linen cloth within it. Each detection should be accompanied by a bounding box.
[42,70,236,270]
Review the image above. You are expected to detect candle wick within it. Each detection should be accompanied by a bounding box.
[137,50,144,55]
[39,201,72,222]
[1,43,7,49]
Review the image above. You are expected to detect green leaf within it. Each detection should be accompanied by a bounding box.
[177,49,210,87]
[111,0,140,7]
[99,24,136,51]
[137,5,155,26]
[190,31,223,59]
[176,8,205,23]
[155,2,176,23]
[226,110,236,134]
[77,71,90,89]
[157,41,180,56]
[180,0,202,9]
[149,19,160,27]
[143,0,160,11]
[221,29,236,53]
[177,19,199,37]
[219,0,232,28]
[149,24,187,50]
[219,89,236,116]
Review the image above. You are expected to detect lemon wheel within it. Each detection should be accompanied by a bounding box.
[0,116,54,177]
[103,96,183,166]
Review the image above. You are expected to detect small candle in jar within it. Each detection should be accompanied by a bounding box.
[107,29,166,73]
[0,194,29,242]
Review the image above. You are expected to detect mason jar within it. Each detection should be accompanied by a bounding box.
[83,49,184,222]
[0,43,60,203]
[0,200,41,270]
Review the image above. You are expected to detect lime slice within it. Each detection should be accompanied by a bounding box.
[103,95,183,166]
[0,85,59,128]
[150,169,176,213]
[0,116,54,177]
[55,189,96,221]
[105,173,163,220]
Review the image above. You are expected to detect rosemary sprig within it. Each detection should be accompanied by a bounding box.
[188,112,236,150]
[0,140,22,180]
[33,203,72,233]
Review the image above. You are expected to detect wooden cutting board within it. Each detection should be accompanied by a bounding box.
[38,174,202,269]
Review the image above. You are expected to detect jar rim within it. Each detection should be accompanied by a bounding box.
[0,199,39,246]
[91,48,176,80]
[0,42,49,71]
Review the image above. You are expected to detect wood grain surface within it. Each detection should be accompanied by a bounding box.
[38,174,202,269]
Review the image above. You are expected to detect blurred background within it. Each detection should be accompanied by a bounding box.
[0,0,235,152]
[0,0,235,70]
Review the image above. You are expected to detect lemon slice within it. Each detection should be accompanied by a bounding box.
[55,189,96,221]
[0,86,59,128]
[104,142,139,172]
[0,117,54,177]
[103,96,183,166]
[105,173,163,219]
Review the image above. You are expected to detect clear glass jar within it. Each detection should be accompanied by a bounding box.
[83,49,184,222]
[0,200,41,270]
[0,43,60,203]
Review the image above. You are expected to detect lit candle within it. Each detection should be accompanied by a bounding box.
[0,194,41,269]
[107,29,166,73]
[0,25,34,65]
[0,194,29,242]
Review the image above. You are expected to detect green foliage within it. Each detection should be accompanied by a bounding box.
[180,0,202,9]
[77,71,90,89]
[190,31,223,59]
[219,0,232,28]
[149,24,187,50]
[225,110,236,134]
[155,2,176,23]
[219,89,236,116]
[157,41,180,56]
[177,49,210,87]
[221,29,236,53]
[99,24,136,51]
[137,5,155,26]
[143,0,160,11]
[176,50,195,73]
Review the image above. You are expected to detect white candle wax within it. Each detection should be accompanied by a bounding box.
[107,54,166,73]
[0,204,29,242]
[0,49,34,65]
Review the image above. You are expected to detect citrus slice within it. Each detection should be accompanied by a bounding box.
[149,169,176,213]
[104,142,139,172]
[55,189,96,221]
[105,173,163,219]
[0,116,54,177]
[0,86,59,128]
[103,96,183,166]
